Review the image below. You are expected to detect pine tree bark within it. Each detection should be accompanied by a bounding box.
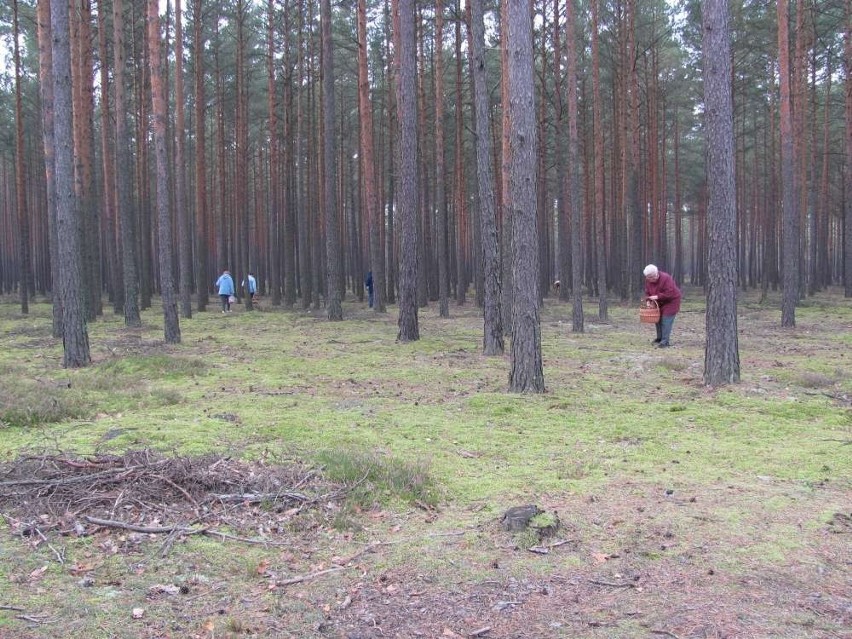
[37,0,63,337]
[702,0,740,386]
[470,0,503,355]
[192,0,208,311]
[13,0,31,315]
[96,0,122,315]
[845,0,852,297]
[236,0,253,312]
[591,0,608,320]
[72,0,101,319]
[321,0,343,320]
[51,0,91,367]
[357,0,386,313]
[565,0,584,333]
[266,0,282,307]
[434,0,449,318]
[778,0,799,325]
[175,0,192,318]
[506,0,544,393]
[395,0,420,341]
[113,0,141,327]
[148,0,180,344]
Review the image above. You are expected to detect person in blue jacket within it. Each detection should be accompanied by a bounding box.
[243,272,257,301]
[215,269,235,313]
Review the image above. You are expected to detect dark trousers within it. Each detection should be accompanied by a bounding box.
[656,315,675,345]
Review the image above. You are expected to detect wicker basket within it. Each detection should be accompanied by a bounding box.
[639,299,660,324]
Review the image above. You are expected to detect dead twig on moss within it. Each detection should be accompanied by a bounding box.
[277,566,347,586]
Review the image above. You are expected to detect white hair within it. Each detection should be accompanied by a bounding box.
[643,264,658,277]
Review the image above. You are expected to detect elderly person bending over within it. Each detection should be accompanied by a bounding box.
[643,264,682,348]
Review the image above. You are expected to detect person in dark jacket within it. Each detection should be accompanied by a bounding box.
[643,264,682,348]
[365,271,374,308]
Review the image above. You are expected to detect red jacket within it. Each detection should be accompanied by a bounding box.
[644,271,682,316]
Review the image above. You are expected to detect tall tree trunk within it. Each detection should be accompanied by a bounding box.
[96,0,122,315]
[778,0,798,325]
[454,0,467,306]
[395,0,420,341]
[321,0,343,320]
[702,0,740,386]
[566,0,584,332]
[13,0,31,314]
[113,0,141,327]
[434,0,449,318]
[845,0,852,297]
[506,0,544,393]
[37,0,63,337]
[148,0,181,343]
[500,0,513,335]
[51,0,91,367]
[591,0,608,320]
[236,0,253,311]
[266,0,281,307]
[470,0,503,355]
[174,0,192,318]
[72,0,101,319]
[358,0,386,313]
[192,0,208,311]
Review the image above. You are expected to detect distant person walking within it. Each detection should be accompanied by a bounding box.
[244,272,257,301]
[216,269,235,313]
[365,271,374,308]
[643,264,682,348]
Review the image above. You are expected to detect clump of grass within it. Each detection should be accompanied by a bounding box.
[794,372,835,389]
[0,381,89,428]
[97,354,208,380]
[317,448,438,509]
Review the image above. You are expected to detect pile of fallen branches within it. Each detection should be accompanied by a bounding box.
[0,450,344,552]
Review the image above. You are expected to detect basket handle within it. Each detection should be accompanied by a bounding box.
[643,298,659,309]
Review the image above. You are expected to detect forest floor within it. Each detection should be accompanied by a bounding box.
[0,287,849,639]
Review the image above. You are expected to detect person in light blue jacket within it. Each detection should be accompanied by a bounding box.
[243,272,257,301]
[215,270,235,312]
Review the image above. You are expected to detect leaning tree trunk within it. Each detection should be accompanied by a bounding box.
[506,0,544,393]
[702,0,740,386]
[147,0,180,344]
[51,0,91,367]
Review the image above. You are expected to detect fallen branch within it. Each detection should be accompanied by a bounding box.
[85,516,201,535]
[0,605,25,611]
[650,630,682,639]
[277,566,346,586]
[199,530,292,547]
[16,614,55,624]
[469,627,492,637]
[213,491,311,504]
[588,579,635,588]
